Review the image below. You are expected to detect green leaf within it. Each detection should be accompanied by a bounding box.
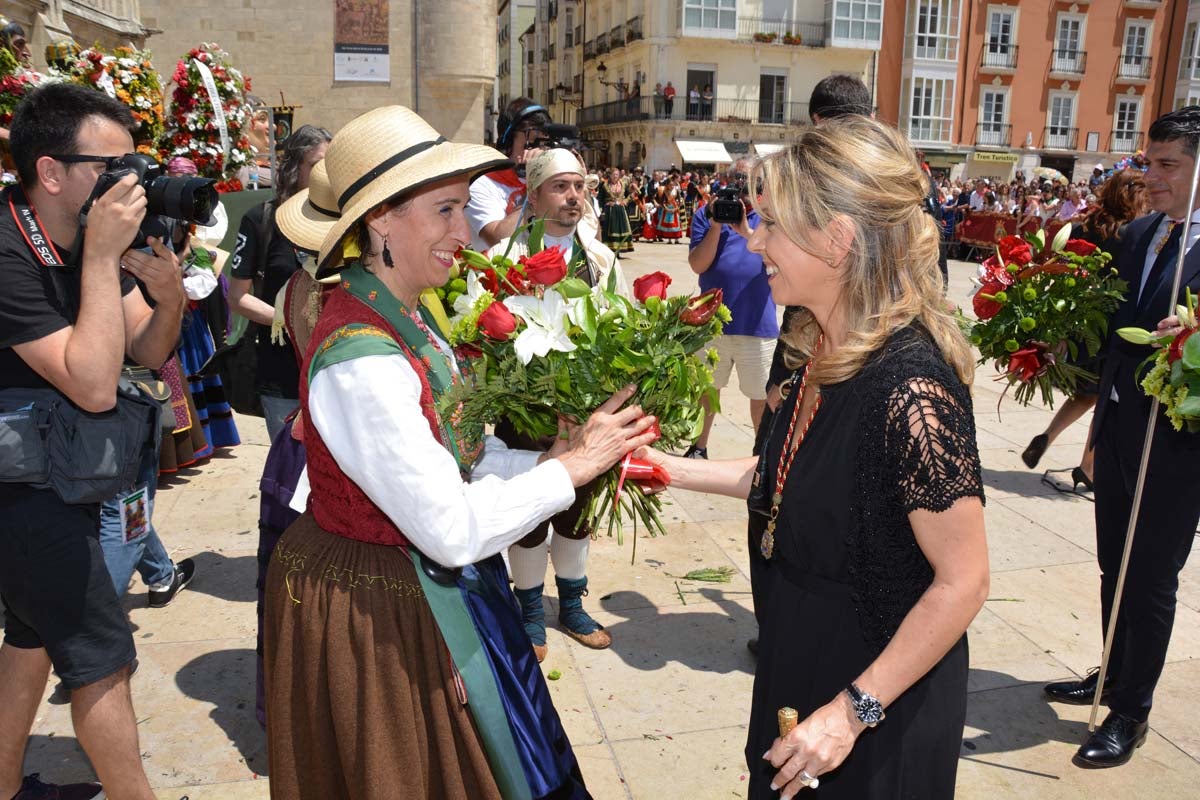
[1182,332,1200,371]
[607,265,619,294]
[579,295,598,344]
[528,217,545,254]
[1176,394,1200,419]
[1170,358,1184,387]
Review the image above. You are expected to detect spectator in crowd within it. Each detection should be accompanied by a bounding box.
[653,82,664,118]
[684,157,778,460]
[968,179,988,212]
[0,81,186,800]
[688,84,701,120]
[1057,186,1084,221]
[663,81,676,117]
[229,124,332,441]
[1090,163,1107,193]
[238,95,275,190]
[701,83,714,120]
[1,20,32,67]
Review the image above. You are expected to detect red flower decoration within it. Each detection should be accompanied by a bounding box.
[477,267,500,295]
[1007,346,1045,383]
[1063,239,1098,257]
[979,254,1014,287]
[518,246,568,286]
[998,235,1033,266]
[680,288,723,325]
[1168,328,1196,365]
[478,301,518,340]
[972,279,1006,321]
[633,271,672,303]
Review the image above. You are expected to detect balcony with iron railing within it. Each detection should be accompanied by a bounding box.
[735,17,828,47]
[548,1,558,21]
[1049,49,1086,77]
[1124,0,1162,7]
[577,94,811,128]
[583,39,596,60]
[1110,130,1144,153]
[981,43,1018,72]
[1043,126,1079,150]
[1117,53,1152,82]
[565,30,574,48]
[975,122,1012,148]
[596,32,609,55]
[627,16,643,43]
[547,43,555,60]
[610,25,624,50]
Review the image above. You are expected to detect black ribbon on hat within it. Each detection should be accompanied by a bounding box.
[337,137,447,210]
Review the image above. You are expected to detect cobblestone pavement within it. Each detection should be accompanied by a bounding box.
[21,241,1199,799]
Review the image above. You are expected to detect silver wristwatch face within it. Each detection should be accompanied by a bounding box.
[848,685,885,726]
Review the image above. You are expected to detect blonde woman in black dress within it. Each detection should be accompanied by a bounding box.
[638,117,989,799]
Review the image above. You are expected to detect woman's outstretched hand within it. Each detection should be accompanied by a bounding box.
[553,385,658,487]
[764,695,865,798]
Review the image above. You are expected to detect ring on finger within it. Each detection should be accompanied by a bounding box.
[800,770,819,789]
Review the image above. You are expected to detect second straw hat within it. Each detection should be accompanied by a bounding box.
[276,160,339,257]
[317,106,509,273]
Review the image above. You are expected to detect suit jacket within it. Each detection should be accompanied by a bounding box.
[1093,211,1200,449]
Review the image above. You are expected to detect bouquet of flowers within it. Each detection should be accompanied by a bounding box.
[0,43,47,128]
[53,46,165,153]
[1116,289,1200,431]
[967,226,1127,407]
[161,43,253,189]
[436,223,728,550]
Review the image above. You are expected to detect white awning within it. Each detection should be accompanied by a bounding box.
[753,142,788,156]
[674,139,733,164]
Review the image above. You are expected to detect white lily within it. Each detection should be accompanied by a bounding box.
[504,289,578,365]
[452,270,489,317]
[1051,222,1073,254]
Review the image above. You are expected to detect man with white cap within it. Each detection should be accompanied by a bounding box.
[493,147,628,661]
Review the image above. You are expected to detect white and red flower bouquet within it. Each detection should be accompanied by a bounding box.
[967,227,1127,407]
[1117,289,1200,432]
[435,221,729,548]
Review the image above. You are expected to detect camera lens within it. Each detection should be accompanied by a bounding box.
[145,175,218,225]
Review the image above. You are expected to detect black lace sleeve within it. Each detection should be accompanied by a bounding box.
[884,377,985,514]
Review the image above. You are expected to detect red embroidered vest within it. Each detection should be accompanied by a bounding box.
[299,286,443,546]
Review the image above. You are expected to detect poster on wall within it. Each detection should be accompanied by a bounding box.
[334,0,390,83]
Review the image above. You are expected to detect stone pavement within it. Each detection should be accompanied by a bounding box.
[21,242,1199,799]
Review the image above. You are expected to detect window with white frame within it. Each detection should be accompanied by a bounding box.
[1113,97,1141,153]
[1047,93,1076,149]
[759,70,787,125]
[683,0,736,34]
[984,8,1016,68]
[1053,14,1085,73]
[903,76,954,143]
[908,0,960,61]
[829,1,884,48]
[1120,21,1150,79]
[979,88,1008,146]
[1180,22,1199,81]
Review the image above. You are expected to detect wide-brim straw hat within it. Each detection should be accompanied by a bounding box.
[276,159,338,258]
[317,106,510,274]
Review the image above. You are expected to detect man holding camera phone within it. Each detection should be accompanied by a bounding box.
[0,83,186,800]
[684,158,778,460]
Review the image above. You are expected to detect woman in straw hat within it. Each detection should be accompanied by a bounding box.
[633,117,988,798]
[261,106,657,800]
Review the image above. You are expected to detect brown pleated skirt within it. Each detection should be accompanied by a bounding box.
[263,514,503,800]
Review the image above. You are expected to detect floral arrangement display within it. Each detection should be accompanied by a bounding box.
[435,222,728,549]
[966,226,1127,407]
[161,43,253,191]
[53,46,165,153]
[1116,289,1200,432]
[0,38,46,128]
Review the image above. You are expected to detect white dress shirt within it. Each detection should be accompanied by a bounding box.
[289,336,576,567]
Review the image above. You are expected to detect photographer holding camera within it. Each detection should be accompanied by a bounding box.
[467,96,598,252]
[683,158,778,460]
[0,83,190,800]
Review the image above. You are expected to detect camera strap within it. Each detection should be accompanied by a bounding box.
[6,185,68,268]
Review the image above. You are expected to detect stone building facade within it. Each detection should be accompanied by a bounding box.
[138,0,495,142]
[0,0,148,54]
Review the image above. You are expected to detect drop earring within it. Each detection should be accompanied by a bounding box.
[382,234,395,268]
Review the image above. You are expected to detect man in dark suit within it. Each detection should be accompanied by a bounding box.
[1044,107,1200,767]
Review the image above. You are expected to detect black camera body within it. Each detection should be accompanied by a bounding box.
[709,186,746,225]
[539,123,583,151]
[81,153,218,249]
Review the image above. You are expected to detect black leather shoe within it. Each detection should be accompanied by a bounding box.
[1073,711,1148,768]
[1022,433,1049,468]
[1044,668,1113,705]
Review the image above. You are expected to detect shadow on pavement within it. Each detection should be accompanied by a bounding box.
[184,550,259,604]
[982,467,1077,500]
[176,648,268,775]
[962,672,1090,761]
[598,588,755,675]
[22,735,94,785]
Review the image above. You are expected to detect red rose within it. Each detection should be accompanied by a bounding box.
[633,271,672,303]
[518,246,568,286]
[1006,346,1045,383]
[972,280,1005,321]
[477,267,500,295]
[998,235,1033,266]
[979,254,1014,287]
[680,288,724,325]
[478,301,518,340]
[1064,239,1098,257]
[1168,328,1196,364]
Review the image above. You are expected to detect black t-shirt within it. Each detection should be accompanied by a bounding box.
[230,202,303,398]
[0,188,137,390]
